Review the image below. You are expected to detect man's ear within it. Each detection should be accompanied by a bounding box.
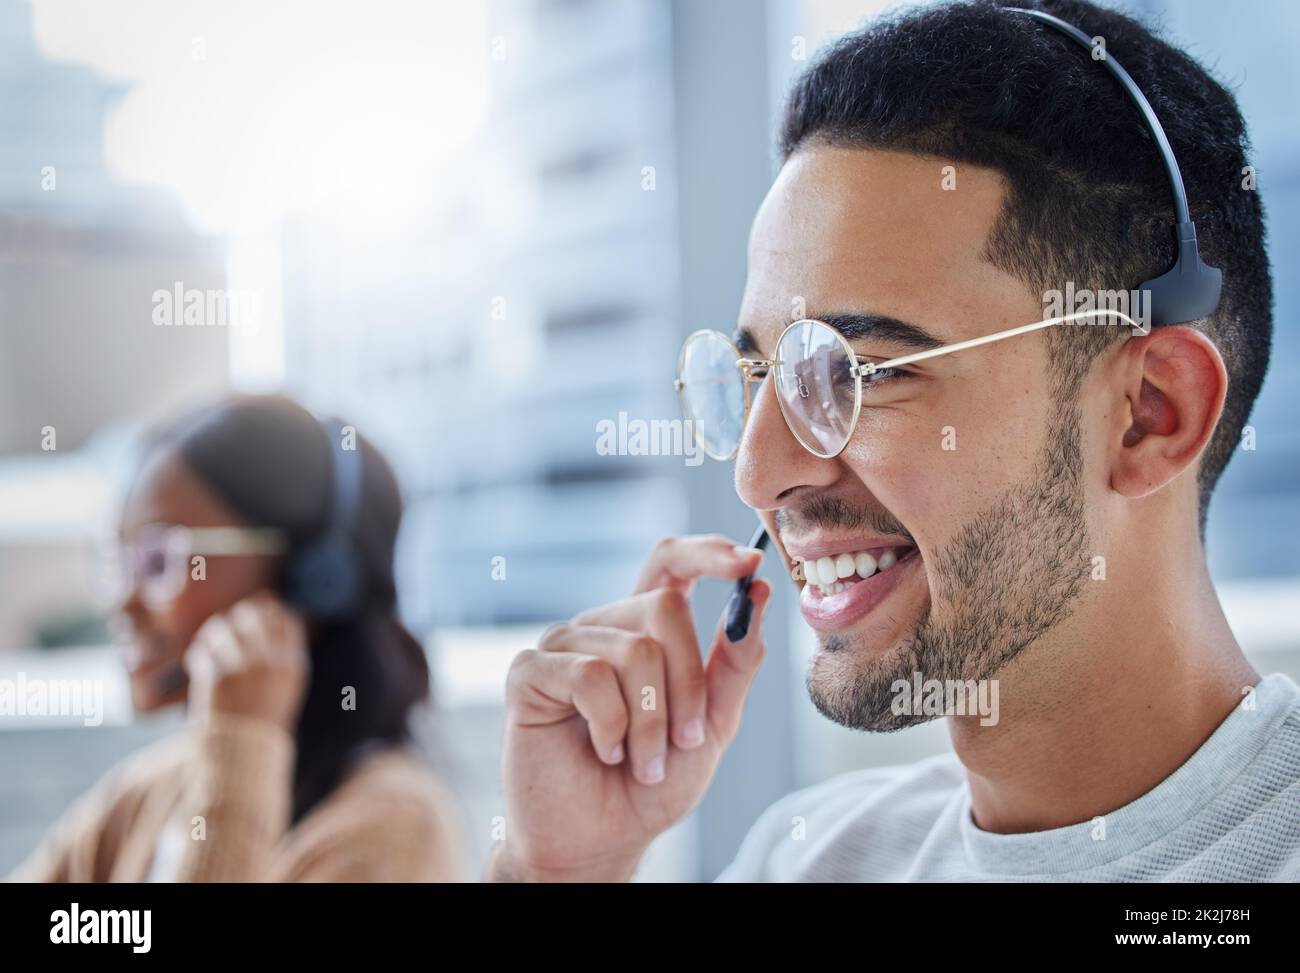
[1111,326,1227,499]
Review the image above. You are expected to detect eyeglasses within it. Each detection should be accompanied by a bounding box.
[103,524,288,608]
[674,308,1142,460]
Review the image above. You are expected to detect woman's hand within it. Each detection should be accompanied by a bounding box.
[184,590,310,734]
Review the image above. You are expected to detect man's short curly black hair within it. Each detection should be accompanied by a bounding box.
[780,0,1271,529]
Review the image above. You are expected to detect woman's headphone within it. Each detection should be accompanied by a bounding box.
[280,417,365,622]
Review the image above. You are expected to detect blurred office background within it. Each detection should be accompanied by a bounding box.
[1,0,1297,880]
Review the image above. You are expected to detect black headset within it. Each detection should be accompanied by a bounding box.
[1009,7,1223,325]
[280,416,365,622]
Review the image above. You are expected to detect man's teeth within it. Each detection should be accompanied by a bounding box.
[796,547,910,595]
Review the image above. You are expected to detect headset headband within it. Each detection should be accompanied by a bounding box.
[320,417,363,540]
[1009,7,1223,325]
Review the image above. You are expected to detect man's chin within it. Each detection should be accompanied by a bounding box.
[804,629,936,732]
[800,566,939,732]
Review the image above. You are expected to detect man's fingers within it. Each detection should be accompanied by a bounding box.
[705,578,772,746]
[574,589,708,751]
[510,533,771,781]
[633,534,764,596]
[536,624,669,784]
[506,647,631,765]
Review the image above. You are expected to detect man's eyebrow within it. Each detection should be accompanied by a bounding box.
[733,313,944,357]
[734,326,760,355]
[819,313,944,350]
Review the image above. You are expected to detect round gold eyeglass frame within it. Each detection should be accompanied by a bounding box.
[675,308,1144,461]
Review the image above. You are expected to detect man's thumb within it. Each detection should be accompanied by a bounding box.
[704,578,771,744]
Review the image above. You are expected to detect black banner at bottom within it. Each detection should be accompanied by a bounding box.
[0,880,1284,958]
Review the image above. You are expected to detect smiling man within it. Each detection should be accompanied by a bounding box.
[490,0,1300,883]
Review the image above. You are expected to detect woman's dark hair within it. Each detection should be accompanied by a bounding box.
[149,393,430,822]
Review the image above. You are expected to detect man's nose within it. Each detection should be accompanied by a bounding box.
[735,370,840,512]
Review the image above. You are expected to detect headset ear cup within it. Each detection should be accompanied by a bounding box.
[281,415,366,622]
[283,536,362,621]
[1141,222,1223,326]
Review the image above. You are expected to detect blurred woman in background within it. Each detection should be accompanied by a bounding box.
[10,394,464,882]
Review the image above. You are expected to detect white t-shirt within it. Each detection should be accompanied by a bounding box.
[717,672,1300,882]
